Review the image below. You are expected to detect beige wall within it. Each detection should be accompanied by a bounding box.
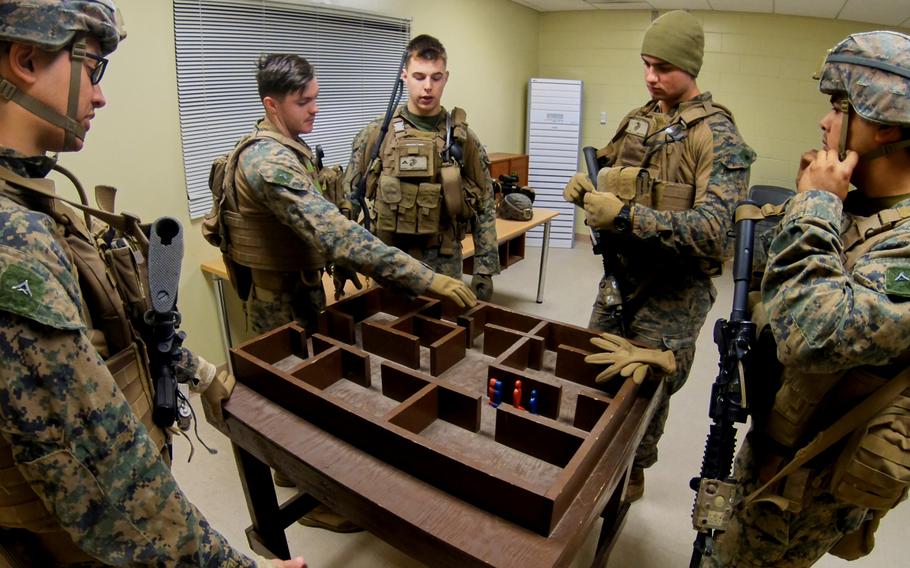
[49,0,538,366]
[538,10,906,233]
[48,1,905,366]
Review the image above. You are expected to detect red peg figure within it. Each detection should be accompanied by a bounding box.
[488,378,497,406]
[513,380,525,410]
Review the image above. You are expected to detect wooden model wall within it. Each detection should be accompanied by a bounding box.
[229,287,640,535]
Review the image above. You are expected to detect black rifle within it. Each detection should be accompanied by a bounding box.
[582,146,625,333]
[354,50,409,231]
[688,200,757,567]
[314,145,325,171]
[145,217,188,429]
[496,174,535,202]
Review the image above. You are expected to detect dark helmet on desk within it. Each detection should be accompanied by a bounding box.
[499,193,533,221]
[0,0,126,149]
[816,30,910,161]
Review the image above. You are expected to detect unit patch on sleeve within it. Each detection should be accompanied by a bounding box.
[885,266,910,298]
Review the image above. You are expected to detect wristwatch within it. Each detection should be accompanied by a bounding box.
[613,204,633,233]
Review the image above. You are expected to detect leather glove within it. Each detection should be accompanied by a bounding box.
[563,172,595,206]
[427,274,477,309]
[202,370,236,431]
[189,355,217,394]
[332,265,363,301]
[471,274,494,301]
[583,191,624,231]
[584,332,676,384]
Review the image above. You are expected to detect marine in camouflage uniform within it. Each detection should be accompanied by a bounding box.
[564,11,755,492]
[214,54,474,337]
[708,31,910,567]
[343,35,500,300]
[0,1,289,566]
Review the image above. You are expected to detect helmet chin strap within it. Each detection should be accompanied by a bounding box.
[838,98,910,163]
[0,39,88,152]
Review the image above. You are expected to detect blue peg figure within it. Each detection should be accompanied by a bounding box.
[529,388,538,415]
[492,380,503,408]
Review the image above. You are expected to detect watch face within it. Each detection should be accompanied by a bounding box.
[614,206,632,232]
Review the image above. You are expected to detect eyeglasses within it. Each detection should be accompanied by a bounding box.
[83,52,109,85]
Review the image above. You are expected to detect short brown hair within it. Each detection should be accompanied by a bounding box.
[406,34,446,67]
[256,53,315,99]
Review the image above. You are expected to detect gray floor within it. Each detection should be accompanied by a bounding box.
[173,240,907,567]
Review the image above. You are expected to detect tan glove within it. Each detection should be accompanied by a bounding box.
[202,370,236,431]
[584,332,676,384]
[427,274,477,309]
[583,191,624,231]
[563,172,595,206]
[190,355,217,394]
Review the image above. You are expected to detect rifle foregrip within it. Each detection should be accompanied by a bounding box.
[152,372,177,428]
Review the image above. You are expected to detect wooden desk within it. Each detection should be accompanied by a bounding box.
[201,209,560,357]
[215,305,664,567]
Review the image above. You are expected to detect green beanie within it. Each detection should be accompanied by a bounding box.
[641,10,704,77]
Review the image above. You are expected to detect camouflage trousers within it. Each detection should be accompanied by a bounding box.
[589,273,714,469]
[705,437,868,567]
[245,282,326,337]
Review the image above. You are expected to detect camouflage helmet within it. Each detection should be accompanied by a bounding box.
[499,193,533,221]
[0,0,126,56]
[818,31,910,126]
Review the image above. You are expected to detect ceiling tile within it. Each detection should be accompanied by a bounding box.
[774,0,844,20]
[707,0,772,13]
[586,1,655,9]
[839,0,910,26]
[512,0,595,11]
[647,0,711,10]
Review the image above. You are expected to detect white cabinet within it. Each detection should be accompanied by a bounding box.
[525,78,583,248]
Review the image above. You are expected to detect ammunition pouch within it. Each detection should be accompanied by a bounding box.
[597,165,694,211]
[828,510,883,560]
[317,164,351,217]
[830,371,910,511]
[376,174,442,236]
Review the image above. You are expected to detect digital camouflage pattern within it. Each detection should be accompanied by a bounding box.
[236,119,435,333]
[707,190,910,567]
[0,0,125,55]
[0,148,255,566]
[591,92,755,469]
[818,31,910,125]
[343,107,500,278]
[705,435,868,568]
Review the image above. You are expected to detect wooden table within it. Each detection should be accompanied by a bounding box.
[218,371,662,567]
[201,209,560,355]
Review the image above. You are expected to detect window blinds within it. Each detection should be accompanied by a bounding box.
[173,0,410,218]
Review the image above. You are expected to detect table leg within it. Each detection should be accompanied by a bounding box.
[536,220,552,303]
[591,465,632,567]
[233,443,291,559]
[212,276,234,373]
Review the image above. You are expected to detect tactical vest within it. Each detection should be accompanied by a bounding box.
[203,127,337,299]
[0,166,167,564]
[749,204,910,515]
[597,99,734,213]
[366,107,481,257]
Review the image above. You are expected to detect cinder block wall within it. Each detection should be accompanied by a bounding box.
[537,11,906,233]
